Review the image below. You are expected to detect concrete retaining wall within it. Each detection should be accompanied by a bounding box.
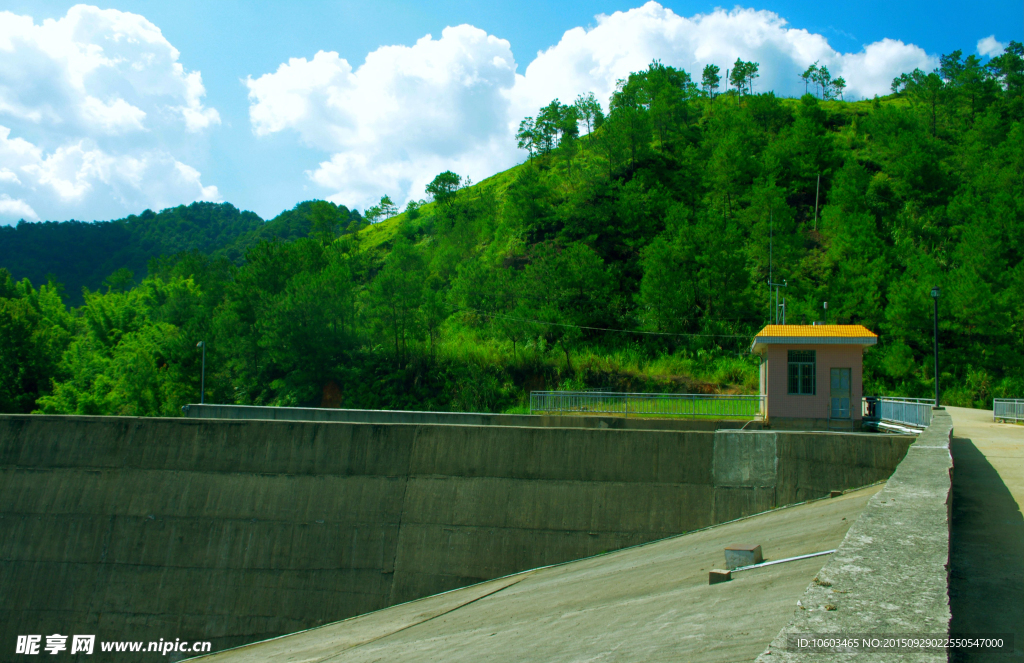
[757,410,953,662]
[0,415,911,658]
[183,403,762,431]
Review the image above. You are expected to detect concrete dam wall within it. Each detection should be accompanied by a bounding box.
[0,414,912,657]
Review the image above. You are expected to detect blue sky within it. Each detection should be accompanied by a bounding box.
[0,0,1019,224]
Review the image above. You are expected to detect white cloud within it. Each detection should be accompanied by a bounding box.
[247,25,517,207]
[249,2,937,211]
[510,3,935,117]
[0,194,38,221]
[0,124,220,224]
[179,70,221,131]
[0,5,221,224]
[0,5,220,136]
[837,38,934,97]
[977,35,1007,58]
[80,95,148,134]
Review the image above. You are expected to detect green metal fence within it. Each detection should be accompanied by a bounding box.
[529,391,764,419]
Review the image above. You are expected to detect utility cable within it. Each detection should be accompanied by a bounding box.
[453,307,760,340]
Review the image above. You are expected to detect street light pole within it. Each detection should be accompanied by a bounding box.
[197,341,206,405]
[930,287,942,410]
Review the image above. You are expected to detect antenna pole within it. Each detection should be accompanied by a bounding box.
[768,279,788,324]
[814,173,820,232]
[767,208,789,325]
[769,210,773,323]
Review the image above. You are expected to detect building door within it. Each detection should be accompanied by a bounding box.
[830,368,852,419]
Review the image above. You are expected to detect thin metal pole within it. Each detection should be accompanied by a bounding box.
[814,173,820,231]
[933,297,940,407]
[769,210,773,323]
[200,341,206,405]
[732,549,836,573]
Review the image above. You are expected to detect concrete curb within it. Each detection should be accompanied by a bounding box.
[755,410,952,662]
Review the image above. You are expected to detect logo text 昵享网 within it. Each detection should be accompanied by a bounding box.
[16,635,212,656]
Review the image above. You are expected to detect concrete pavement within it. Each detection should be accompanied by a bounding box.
[190,486,882,663]
[947,406,1023,507]
[946,407,1024,662]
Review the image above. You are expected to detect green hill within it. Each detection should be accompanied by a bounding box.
[0,200,364,305]
[2,47,1022,415]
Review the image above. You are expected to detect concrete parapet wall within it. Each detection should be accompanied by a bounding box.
[0,415,911,658]
[774,431,916,505]
[766,417,864,431]
[757,410,953,662]
[183,403,761,431]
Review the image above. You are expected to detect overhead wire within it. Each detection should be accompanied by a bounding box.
[453,307,759,340]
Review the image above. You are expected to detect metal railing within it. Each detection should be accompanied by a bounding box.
[529,391,765,419]
[865,396,935,429]
[993,398,1024,423]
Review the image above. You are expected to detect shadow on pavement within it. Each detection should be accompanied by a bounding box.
[950,437,1024,662]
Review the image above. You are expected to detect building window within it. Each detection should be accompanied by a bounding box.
[788,350,816,395]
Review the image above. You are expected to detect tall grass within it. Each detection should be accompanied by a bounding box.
[420,322,759,414]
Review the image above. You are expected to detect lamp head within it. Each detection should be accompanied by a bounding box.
[930,286,940,299]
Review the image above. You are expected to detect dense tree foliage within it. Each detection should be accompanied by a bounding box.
[2,45,1022,415]
[0,200,364,305]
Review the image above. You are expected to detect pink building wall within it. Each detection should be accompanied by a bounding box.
[762,344,865,421]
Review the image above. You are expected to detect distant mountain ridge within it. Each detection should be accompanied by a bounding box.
[0,201,363,305]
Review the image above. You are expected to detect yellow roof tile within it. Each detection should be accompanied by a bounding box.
[750,325,878,354]
[754,325,878,338]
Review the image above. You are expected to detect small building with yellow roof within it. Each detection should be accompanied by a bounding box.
[751,324,878,428]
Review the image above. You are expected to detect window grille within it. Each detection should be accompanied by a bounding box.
[787,350,816,395]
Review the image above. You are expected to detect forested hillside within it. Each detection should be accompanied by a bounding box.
[0,200,365,305]
[1,46,1021,416]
